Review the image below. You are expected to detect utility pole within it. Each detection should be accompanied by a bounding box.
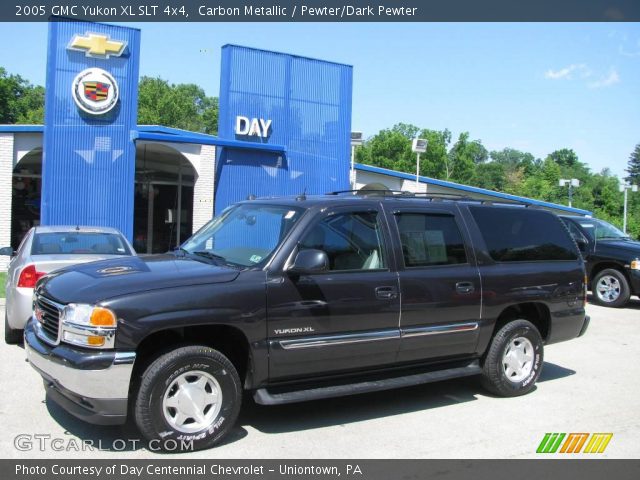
[619,183,638,233]
[411,138,428,191]
[559,178,580,208]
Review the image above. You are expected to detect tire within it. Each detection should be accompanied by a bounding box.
[133,345,242,452]
[4,313,23,345]
[481,319,544,397]
[592,268,630,308]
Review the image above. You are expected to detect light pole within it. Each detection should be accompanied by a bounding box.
[350,132,363,189]
[559,178,580,208]
[411,138,428,191]
[619,183,638,233]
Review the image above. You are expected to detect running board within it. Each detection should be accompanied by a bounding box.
[253,361,481,405]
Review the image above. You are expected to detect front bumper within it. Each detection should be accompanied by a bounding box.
[24,319,135,425]
[629,269,640,296]
[578,315,590,337]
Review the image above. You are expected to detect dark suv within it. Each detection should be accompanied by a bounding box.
[559,216,640,308]
[24,193,589,451]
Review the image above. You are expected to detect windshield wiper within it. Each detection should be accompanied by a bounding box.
[192,250,228,265]
[173,247,190,257]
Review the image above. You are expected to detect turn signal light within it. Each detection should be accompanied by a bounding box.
[631,260,639,270]
[89,307,117,327]
[17,265,46,288]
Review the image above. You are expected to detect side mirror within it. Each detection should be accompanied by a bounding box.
[287,249,329,274]
[0,247,14,257]
[575,238,588,253]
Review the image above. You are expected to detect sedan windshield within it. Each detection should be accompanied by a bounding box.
[181,204,305,267]
[574,218,630,241]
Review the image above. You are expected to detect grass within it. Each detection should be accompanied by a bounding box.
[0,272,6,298]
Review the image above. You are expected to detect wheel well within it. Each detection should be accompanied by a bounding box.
[131,325,251,387]
[589,262,629,290]
[493,303,551,340]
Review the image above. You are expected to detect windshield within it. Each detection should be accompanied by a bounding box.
[181,203,305,267]
[574,218,629,240]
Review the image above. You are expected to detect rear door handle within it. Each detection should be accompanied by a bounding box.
[375,286,398,300]
[455,282,475,294]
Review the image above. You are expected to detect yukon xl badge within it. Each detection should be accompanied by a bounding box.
[273,327,314,335]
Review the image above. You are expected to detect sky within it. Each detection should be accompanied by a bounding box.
[1,22,639,178]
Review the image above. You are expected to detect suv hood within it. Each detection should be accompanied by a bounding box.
[596,238,640,256]
[38,254,241,305]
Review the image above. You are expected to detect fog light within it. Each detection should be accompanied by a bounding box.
[63,331,105,348]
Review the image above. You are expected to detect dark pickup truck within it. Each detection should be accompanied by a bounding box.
[559,216,640,308]
[25,193,589,451]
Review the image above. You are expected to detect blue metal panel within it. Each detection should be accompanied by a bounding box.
[41,20,140,240]
[216,45,353,214]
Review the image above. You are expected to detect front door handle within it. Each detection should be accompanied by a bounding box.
[375,286,398,300]
[456,282,475,294]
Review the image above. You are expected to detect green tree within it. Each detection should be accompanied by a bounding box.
[137,76,218,134]
[626,143,640,184]
[473,162,506,191]
[0,67,45,124]
[446,132,483,184]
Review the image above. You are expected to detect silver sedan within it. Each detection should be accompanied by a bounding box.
[1,225,135,344]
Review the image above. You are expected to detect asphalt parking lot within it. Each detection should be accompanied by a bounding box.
[1,297,638,459]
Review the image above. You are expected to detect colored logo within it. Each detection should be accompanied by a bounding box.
[537,433,613,454]
[67,32,127,59]
[72,68,119,115]
[34,305,45,324]
[84,81,110,102]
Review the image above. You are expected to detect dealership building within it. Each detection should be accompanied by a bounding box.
[0,20,591,270]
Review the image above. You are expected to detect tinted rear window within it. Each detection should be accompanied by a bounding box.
[32,232,131,256]
[469,207,578,262]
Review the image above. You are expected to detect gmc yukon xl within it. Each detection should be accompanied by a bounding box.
[25,192,590,451]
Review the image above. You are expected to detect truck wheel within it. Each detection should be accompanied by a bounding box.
[592,269,630,308]
[133,345,242,452]
[481,320,543,397]
[4,313,22,345]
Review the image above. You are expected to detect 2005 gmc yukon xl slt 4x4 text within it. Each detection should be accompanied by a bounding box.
[25,192,590,451]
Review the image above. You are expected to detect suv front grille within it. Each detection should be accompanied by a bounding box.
[35,295,63,344]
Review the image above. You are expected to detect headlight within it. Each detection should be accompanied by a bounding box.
[60,304,117,349]
[631,259,640,271]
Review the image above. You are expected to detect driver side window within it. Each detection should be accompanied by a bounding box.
[299,212,387,271]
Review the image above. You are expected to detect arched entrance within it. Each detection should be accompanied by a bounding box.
[134,142,197,254]
[11,148,42,250]
[9,143,197,254]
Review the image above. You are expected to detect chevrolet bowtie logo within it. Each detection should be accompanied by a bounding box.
[67,32,127,59]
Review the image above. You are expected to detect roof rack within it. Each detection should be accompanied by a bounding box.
[325,189,542,208]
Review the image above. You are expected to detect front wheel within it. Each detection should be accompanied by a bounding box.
[592,269,630,308]
[481,319,544,397]
[133,345,242,452]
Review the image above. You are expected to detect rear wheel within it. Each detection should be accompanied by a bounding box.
[133,345,242,452]
[592,269,630,308]
[4,313,22,345]
[481,319,543,397]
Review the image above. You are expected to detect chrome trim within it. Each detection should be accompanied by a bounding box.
[401,322,479,338]
[25,341,136,399]
[38,295,65,310]
[60,321,117,349]
[278,330,400,350]
[34,294,63,346]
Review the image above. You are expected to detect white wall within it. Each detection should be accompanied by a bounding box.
[0,133,14,271]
